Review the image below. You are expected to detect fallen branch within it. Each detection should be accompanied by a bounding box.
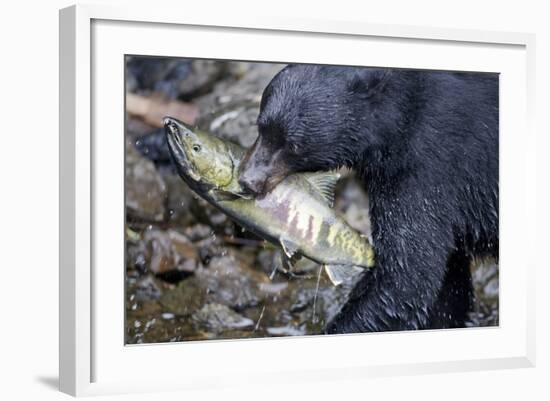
[126,92,199,128]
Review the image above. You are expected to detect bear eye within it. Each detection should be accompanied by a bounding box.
[192,144,201,152]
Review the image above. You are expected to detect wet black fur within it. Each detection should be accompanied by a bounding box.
[255,65,498,332]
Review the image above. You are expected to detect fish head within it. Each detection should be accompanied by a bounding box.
[164,117,236,193]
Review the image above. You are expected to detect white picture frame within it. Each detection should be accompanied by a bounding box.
[59,4,536,397]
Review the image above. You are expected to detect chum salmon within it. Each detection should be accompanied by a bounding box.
[164,117,375,285]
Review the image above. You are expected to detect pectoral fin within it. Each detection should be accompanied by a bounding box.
[277,251,307,279]
[324,264,364,286]
[280,237,299,259]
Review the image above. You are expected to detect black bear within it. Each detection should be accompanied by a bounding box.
[238,65,498,333]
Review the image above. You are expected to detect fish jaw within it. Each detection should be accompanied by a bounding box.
[165,117,201,182]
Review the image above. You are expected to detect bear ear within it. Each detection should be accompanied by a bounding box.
[350,69,393,98]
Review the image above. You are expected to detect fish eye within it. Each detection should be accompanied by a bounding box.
[192,144,201,152]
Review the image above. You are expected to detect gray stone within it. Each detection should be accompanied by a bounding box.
[193,255,269,310]
[142,228,199,275]
[195,62,286,148]
[125,141,167,222]
[192,303,254,332]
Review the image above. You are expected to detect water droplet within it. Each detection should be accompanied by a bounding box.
[162,312,175,320]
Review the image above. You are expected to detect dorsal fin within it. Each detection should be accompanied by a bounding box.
[303,172,340,207]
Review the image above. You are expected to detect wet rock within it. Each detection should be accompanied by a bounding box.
[471,261,499,302]
[199,103,260,148]
[126,290,163,319]
[252,248,358,331]
[164,174,197,227]
[197,63,285,108]
[127,57,225,100]
[483,277,499,298]
[192,234,228,265]
[178,259,197,273]
[335,176,372,240]
[208,210,229,226]
[159,252,269,318]
[160,281,207,317]
[282,271,358,328]
[190,196,228,227]
[198,246,214,266]
[266,325,306,337]
[184,223,213,241]
[256,248,320,279]
[133,276,163,301]
[127,57,193,99]
[196,63,285,148]
[256,249,279,277]
[126,310,206,344]
[468,261,499,326]
[126,228,148,273]
[472,261,498,285]
[126,141,167,222]
[316,281,357,324]
[178,60,227,99]
[192,303,254,332]
[258,282,288,294]
[290,290,312,313]
[134,128,172,167]
[194,255,269,310]
[143,228,199,275]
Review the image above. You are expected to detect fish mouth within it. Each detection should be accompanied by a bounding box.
[164,117,204,186]
[221,187,254,201]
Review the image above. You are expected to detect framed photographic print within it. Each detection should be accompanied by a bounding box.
[59,4,536,396]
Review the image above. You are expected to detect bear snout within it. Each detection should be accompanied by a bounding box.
[238,168,267,195]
